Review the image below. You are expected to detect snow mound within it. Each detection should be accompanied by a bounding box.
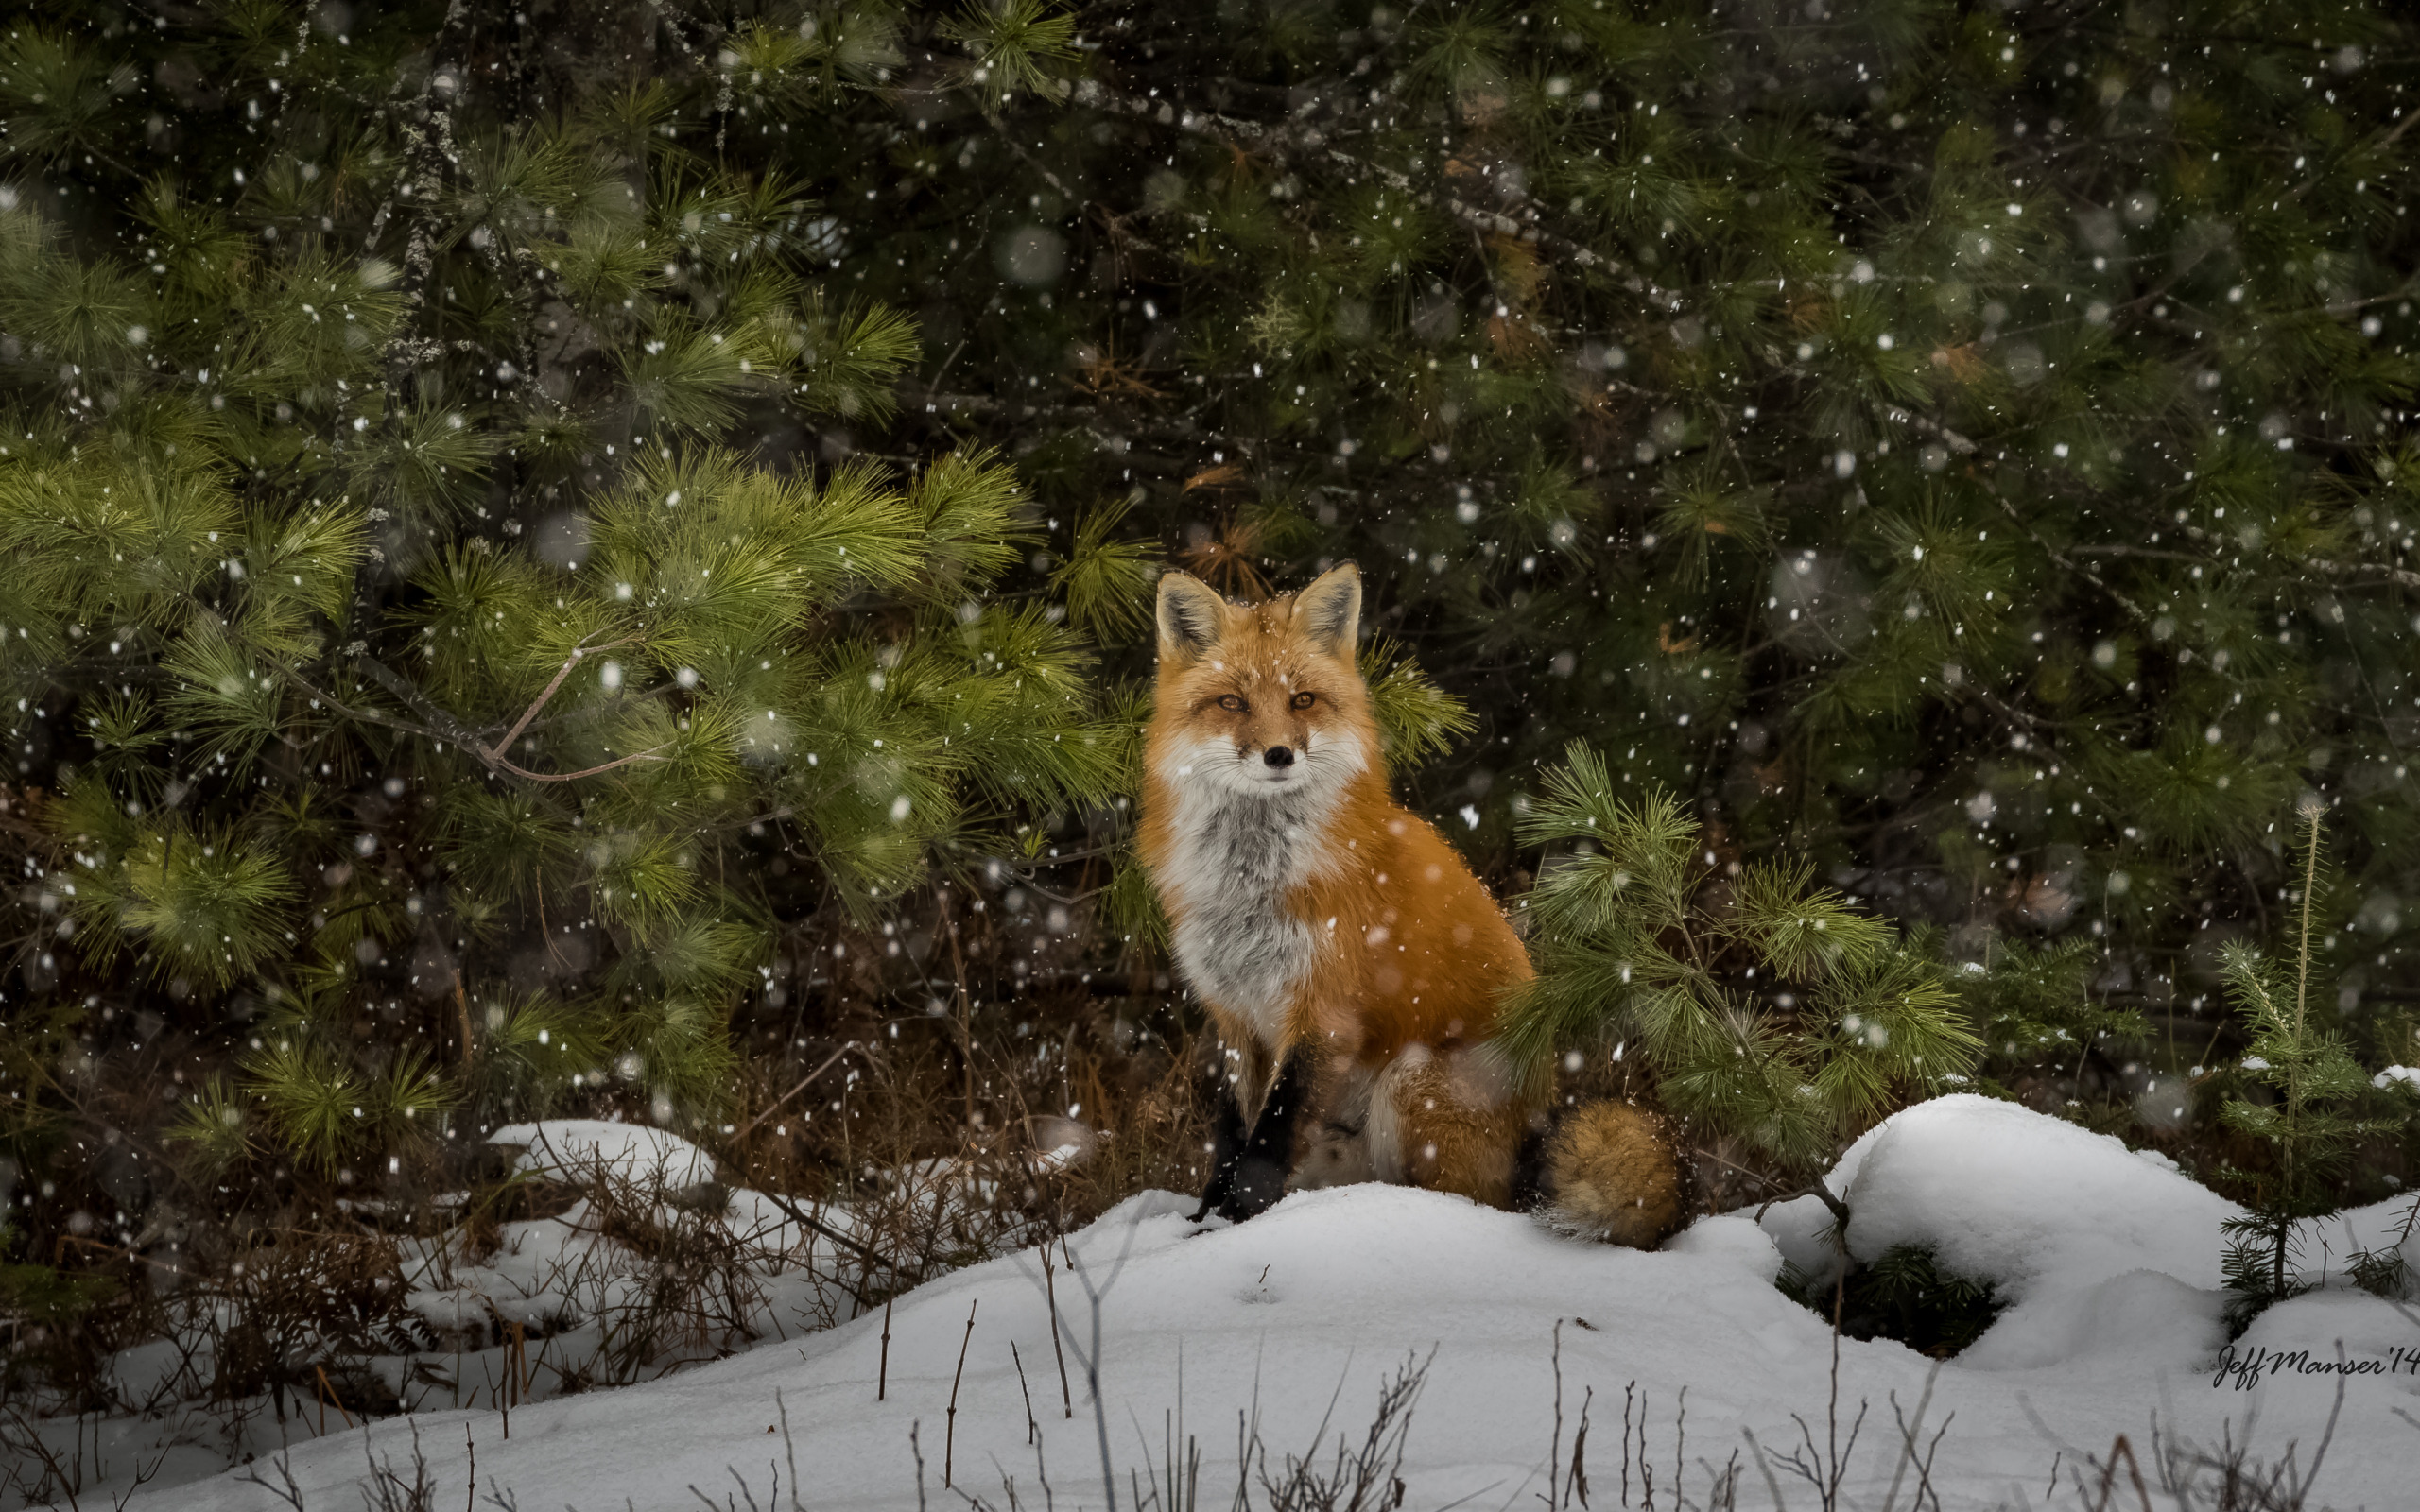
[1960,1268,2226,1371]
[1752,1094,2420,1374]
[1760,1093,2238,1300]
[2238,1287,2420,1366]
[1665,1211,1784,1283]
[126,1154,2414,1512]
[489,1118,719,1187]
[1759,1094,2246,1372]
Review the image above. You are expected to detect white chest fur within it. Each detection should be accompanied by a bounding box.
[1159,784,1335,1046]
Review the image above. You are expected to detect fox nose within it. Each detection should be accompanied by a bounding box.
[1263,746,1296,768]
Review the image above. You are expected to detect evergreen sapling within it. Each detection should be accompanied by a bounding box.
[2216,799,2408,1327]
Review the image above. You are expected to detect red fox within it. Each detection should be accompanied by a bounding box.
[1141,563,1685,1245]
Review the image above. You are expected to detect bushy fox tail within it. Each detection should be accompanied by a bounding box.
[1538,1101,1689,1248]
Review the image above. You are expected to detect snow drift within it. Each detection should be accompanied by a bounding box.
[79,1098,2420,1511]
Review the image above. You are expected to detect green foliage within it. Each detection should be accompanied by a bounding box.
[1501,744,1980,1169]
[0,1262,116,1328]
[0,2,1137,1174]
[464,991,618,1125]
[1956,937,2149,1097]
[0,1000,83,1147]
[2215,805,2409,1328]
[1049,500,1159,644]
[662,0,2418,1162]
[939,0,1082,102]
[5,0,2420,1228]
[1794,1243,2005,1360]
[1359,638,1478,773]
[163,1074,252,1177]
[242,1039,366,1177]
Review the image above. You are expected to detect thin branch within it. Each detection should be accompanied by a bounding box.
[1056,77,1643,284]
[1978,478,2152,625]
[282,667,461,750]
[1882,405,1977,456]
[1752,1177,1853,1232]
[370,0,479,406]
[482,635,647,764]
[488,746,672,783]
[729,1042,861,1143]
[2175,521,2420,593]
[751,1187,890,1272]
[287,641,666,782]
[349,655,507,754]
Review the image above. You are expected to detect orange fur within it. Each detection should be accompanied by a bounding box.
[1140,564,1534,1206]
[1540,1103,1688,1246]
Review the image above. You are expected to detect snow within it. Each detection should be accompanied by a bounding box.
[1758,1093,2244,1374]
[487,1118,722,1187]
[50,1103,2420,1510]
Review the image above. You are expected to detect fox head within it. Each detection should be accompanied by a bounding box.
[1150,563,1378,799]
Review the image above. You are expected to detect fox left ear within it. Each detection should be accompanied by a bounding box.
[1157,571,1228,662]
[1295,562,1361,659]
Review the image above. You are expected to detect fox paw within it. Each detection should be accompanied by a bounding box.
[1213,1157,1289,1222]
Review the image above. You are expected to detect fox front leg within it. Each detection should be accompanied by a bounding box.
[1192,1046,1313,1223]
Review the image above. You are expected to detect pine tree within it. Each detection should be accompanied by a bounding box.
[2215,800,2404,1326]
[1953,935,2149,1117]
[1499,743,1981,1174]
[0,6,1143,1182]
[4,0,2419,1220]
[684,0,2416,1163]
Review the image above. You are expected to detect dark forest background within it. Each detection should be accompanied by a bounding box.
[2,0,2417,1421]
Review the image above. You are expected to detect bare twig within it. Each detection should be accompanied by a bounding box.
[880,1283,897,1403]
[1041,1240,1074,1421]
[1752,1177,1853,1232]
[487,635,643,757]
[1013,1338,1040,1447]
[1979,479,2152,626]
[316,1364,357,1434]
[946,1298,978,1486]
[286,653,671,782]
[731,1041,861,1143]
[1879,1362,1947,1512]
[2086,1435,2152,1512]
[727,1187,887,1270]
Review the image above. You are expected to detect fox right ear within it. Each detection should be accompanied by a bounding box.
[1156,572,1227,661]
[1294,561,1361,659]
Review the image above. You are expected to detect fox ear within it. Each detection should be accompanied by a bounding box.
[1156,571,1227,661]
[1294,562,1361,659]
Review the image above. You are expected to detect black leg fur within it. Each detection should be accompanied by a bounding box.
[1509,1116,1551,1211]
[1190,1085,1249,1221]
[1190,1048,1312,1223]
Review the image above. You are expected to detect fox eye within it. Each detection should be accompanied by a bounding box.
[1217,695,1246,713]
[1290,692,1316,710]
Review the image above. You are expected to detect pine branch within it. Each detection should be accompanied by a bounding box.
[347,654,509,753]
[289,648,670,783]
[1978,475,2152,625]
[486,635,643,757]
[1056,77,1645,284]
[2174,520,2420,593]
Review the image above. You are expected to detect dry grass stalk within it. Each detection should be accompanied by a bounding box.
[946,1297,978,1486]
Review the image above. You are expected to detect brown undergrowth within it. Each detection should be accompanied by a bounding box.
[0,986,1215,1502]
